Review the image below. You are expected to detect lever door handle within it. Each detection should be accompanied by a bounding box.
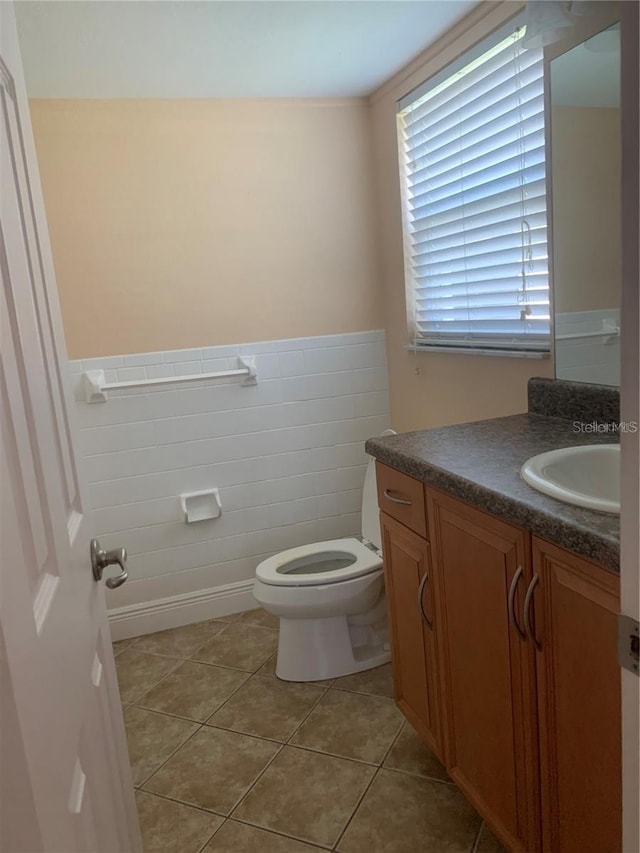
[91,539,128,589]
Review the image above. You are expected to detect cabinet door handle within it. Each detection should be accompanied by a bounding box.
[384,489,412,506]
[524,574,542,650]
[508,565,526,640]
[417,572,434,630]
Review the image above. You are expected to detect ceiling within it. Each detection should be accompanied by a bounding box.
[15,0,477,100]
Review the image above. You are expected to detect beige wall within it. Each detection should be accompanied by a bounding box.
[30,99,383,358]
[551,105,621,314]
[368,0,552,432]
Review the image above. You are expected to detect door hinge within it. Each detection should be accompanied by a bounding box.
[618,614,640,676]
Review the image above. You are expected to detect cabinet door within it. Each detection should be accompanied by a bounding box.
[428,488,540,853]
[532,538,621,853]
[380,512,442,759]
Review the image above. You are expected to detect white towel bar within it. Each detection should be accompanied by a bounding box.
[82,357,257,403]
[556,327,620,342]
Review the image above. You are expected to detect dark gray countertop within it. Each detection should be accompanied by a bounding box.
[365,414,620,573]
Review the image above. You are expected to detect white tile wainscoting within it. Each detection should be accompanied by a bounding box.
[555,309,621,386]
[69,331,390,639]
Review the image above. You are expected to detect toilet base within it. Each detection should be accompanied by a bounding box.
[274,613,390,682]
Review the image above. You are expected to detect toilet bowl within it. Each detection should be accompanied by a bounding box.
[253,432,393,682]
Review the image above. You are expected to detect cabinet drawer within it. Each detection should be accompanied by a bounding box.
[376,462,427,538]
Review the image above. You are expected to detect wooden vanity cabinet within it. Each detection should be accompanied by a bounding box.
[532,538,621,853]
[379,511,442,759]
[427,488,541,853]
[376,461,622,853]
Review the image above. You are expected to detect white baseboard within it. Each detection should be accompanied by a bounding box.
[108,579,256,641]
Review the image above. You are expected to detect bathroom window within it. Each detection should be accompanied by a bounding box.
[397,19,549,355]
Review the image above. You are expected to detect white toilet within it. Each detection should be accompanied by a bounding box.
[253,437,392,682]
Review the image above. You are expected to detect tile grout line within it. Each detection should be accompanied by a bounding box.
[120,616,238,657]
[134,666,252,728]
[136,722,205,790]
[139,786,229,853]
[83,411,387,465]
[101,506,363,559]
[93,479,369,538]
[276,740,392,771]
[121,623,239,707]
[125,624,252,790]
[136,640,328,849]
[129,649,283,786]
[123,660,183,707]
[136,787,226,818]
[131,641,415,834]
[283,684,340,746]
[205,816,333,853]
[199,657,286,730]
[380,763,458,788]
[209,677,337,848]
[123,621,468,852]
[331,710,407,851]
[469,822,485,853]
[225,680,333,821]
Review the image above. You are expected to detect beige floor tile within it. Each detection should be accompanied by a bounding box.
[192,623,278,672]
[233,746,374,848]
[204,820,321,852]
[206,674,324,741]
[133,620,229,658]
[143,726,279,815]
[338,769,481,853]
[383,723,451,783]
[214,610,244,622]
[116,649,180,704]
[290,689,403,764]
[476,824,509,853]
[258,653,334,687]
[256,653,278,677]
[237,607,280,629]
[112,637,137,657]
[332,663,394,699]
[123,706,198,786]
[135,790,222,853]
[137,661,249,721]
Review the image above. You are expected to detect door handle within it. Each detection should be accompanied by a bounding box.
[524,573,541,650]
[417,571,433,630]
[91,539,128,589]
[508,565,526,640]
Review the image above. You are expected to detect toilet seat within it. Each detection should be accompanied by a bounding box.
[256,537,382,587]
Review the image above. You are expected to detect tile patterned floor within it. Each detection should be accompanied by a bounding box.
[114,609,507,853]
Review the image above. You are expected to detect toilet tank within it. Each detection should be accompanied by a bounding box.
[361,429,395,551]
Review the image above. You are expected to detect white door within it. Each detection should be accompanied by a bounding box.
[0,4,142,852]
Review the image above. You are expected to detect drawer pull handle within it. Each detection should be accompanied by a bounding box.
[524,574,542,650]
[417,572,433,630]
[384,489,412,506]
[508,565,526,640]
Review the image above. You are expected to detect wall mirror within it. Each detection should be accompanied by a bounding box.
[549,20,621,386]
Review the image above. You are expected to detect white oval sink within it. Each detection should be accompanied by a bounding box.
[521,445,620,515]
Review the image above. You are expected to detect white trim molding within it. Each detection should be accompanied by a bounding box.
[108,579,256,641]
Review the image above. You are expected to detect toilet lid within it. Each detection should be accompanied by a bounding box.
[256,537,382,586]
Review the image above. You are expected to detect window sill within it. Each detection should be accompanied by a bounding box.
[405,345,551,360]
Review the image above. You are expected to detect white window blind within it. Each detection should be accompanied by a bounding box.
[398,22,550,354]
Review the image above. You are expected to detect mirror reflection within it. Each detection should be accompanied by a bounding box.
[550,23,621,386]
